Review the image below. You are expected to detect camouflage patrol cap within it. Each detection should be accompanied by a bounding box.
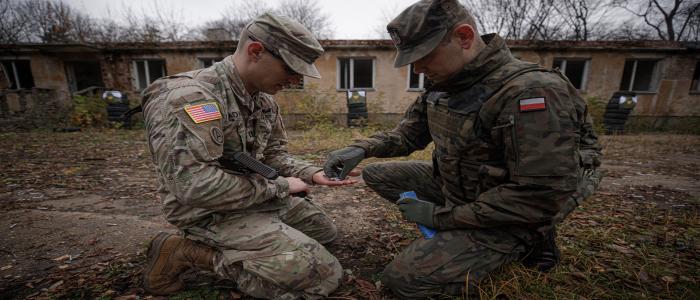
[387,0,470,67]
[246,13,324,78]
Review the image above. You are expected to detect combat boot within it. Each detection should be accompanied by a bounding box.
[143,232,219,295]
[522,228,560,272]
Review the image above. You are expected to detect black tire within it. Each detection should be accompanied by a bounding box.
[603,118,627,125]
[603,112,631,119]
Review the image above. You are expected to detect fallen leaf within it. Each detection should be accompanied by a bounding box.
[53,254,70,261]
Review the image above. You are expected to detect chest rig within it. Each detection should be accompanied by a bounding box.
[425,61,545,205]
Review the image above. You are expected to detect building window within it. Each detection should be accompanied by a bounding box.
[1,60,35,89]
[338,58,374,90]
[691,61,700,93]
[132,60,166,90]
[619,60,659,92]
[408,64,426,91]
[199,57,223,68]
[65,61,104,92]
[553,58,590,90]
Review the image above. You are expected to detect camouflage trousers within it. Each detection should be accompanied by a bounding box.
[182,196,342,300]
[363,161,527,299]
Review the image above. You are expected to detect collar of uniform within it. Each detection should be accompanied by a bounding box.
[428,33,513,93]
[220,56,257,112]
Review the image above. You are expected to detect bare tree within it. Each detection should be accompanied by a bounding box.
[623,0,700,41]
[553,0,619,40]
[277,0,333,39]
[196,0,333,41]
[0,0,32,43]
[462,0,563,40]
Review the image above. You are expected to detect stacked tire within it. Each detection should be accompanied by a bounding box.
[107,103,132,127]
[603,91,637,134]
[347,102,368,127]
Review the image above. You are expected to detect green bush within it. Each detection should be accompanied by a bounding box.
[70,95,107,127]
[584,95,606,135]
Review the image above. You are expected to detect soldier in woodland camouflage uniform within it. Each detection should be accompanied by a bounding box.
[323,0,603,298]
[140,13,357,299]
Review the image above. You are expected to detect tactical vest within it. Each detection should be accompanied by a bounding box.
[425,60,547,206]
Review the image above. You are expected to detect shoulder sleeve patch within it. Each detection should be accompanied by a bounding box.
[519,97,546,112]
[184,102,222,123]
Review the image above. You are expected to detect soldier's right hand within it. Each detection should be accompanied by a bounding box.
[323,147,366,180]
[285,177,309,194]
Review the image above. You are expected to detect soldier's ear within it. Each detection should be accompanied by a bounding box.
[453,24,475,49]
[248,42,264,62]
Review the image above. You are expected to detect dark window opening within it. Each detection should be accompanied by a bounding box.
[691,61,700,92]
[133,60,166,90]
[337,58,374,90]
[353,59,373,88]
[620,60,658,92]
[1,60,35,89]
[553,58,588,90]
[407,64,432,90]
[66,61,104,92]
[409,64,422,89]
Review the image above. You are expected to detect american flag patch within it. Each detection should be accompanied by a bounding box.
[519,97,546,112]
[184,102,221,123]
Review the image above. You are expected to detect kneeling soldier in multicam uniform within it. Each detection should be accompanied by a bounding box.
[324,0,603,298]
[140,13,357,299]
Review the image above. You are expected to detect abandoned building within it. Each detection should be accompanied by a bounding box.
[1,39,699,130]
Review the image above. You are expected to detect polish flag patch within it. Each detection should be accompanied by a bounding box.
[519,97,546,112]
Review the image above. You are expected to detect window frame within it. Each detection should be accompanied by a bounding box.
[619,59,660,93]
[553,57,591,91]
[131,59,166,91]
[197,57,223,69]
[690,61,700,94]
[407,63,426,92]
[1,59,35,89]
[336,57,376,91]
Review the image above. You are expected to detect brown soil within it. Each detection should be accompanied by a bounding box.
[0,130,698,299]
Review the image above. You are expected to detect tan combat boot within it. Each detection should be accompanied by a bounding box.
[143,232,219,295]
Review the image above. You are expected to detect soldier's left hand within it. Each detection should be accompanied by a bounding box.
[396,196,435,228]
[312,170,359,186]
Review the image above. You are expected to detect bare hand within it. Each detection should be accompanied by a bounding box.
[312,170,360,186]
[285,177,309,194]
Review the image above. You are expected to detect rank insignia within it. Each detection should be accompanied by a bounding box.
[519,97,546,112]
[184,102,221,123]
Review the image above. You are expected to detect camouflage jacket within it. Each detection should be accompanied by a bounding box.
[141,56,321,228]
[352,34,602,241]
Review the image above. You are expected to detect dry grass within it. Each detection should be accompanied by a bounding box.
[1,128,698,299]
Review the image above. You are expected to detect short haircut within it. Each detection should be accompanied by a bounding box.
[441,12,479,45]
[236,30,251,52]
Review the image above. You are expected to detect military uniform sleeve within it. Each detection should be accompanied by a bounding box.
[350,95,432,158]
[145,87,288,212]
[434,86,580,229]
[261,108,321,183]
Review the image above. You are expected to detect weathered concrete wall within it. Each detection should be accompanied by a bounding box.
[513,49,700,117]
[276,47,418,123]
[2,41,698,131]
[0,88,71,130]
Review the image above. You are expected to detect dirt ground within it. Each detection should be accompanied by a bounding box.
[1,129,698,299]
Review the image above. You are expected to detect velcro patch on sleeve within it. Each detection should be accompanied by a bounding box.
[184,102,221,123]
[519,97,546,112]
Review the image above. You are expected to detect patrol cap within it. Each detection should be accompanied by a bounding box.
[387,0,470,67]
[246,13,324,78]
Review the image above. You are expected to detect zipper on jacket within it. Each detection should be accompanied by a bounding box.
[508,114,520,167]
